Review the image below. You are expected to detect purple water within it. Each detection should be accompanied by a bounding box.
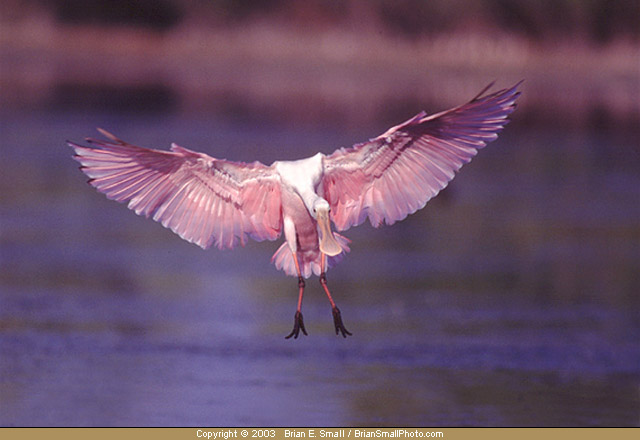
[1,108,638,426]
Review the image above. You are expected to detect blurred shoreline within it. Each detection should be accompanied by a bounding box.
[2,17,639,129]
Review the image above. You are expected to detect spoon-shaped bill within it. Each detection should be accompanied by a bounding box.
[316,208,342,256]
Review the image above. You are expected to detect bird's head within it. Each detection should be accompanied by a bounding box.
[311,198,331,219]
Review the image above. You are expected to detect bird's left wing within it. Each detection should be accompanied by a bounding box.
[70,130,282,249]
[322,82,521,231]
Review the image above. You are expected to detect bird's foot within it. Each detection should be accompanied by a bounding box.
[332,307,352,338]
[285,311,308,339]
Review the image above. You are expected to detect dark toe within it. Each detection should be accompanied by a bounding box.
[332,307,352,338]
[285,311,307,339]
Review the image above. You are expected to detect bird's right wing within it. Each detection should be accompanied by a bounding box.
[70,130,282,250]
[322,82,521,231]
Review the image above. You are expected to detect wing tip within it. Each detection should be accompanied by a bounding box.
[477,79,524,101]
[96,127,121,143]
[472,81,497,100]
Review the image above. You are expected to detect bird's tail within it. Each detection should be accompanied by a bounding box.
[271,234,351,278]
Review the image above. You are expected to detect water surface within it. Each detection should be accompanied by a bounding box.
[1,108,638,426]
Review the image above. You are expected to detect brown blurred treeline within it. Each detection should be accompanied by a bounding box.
[5,0,639,42]
[1,0,639,127]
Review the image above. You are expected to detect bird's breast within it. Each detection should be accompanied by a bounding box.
[280,187,319,253]
[274,153,324,194]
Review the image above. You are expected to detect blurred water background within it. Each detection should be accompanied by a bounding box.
[1,0,639,427]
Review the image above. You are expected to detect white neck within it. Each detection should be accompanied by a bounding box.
[274,153,326,215]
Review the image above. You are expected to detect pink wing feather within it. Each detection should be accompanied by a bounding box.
[70,131,282,249]
[322,82,521,231]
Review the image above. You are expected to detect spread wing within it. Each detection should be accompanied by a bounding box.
[70,130,282,250]
[322,81,521,231]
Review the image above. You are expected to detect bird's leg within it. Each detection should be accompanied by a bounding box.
[320,253,352,338]
[285,252,308,339]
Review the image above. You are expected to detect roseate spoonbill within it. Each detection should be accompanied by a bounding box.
[69,82,521,338]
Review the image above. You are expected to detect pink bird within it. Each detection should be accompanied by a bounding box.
[69,82,521,339]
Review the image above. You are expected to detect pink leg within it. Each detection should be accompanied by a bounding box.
[285,252,308,339]
[320,253,352,338]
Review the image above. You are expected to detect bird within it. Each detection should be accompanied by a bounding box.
[69,81,521,339]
